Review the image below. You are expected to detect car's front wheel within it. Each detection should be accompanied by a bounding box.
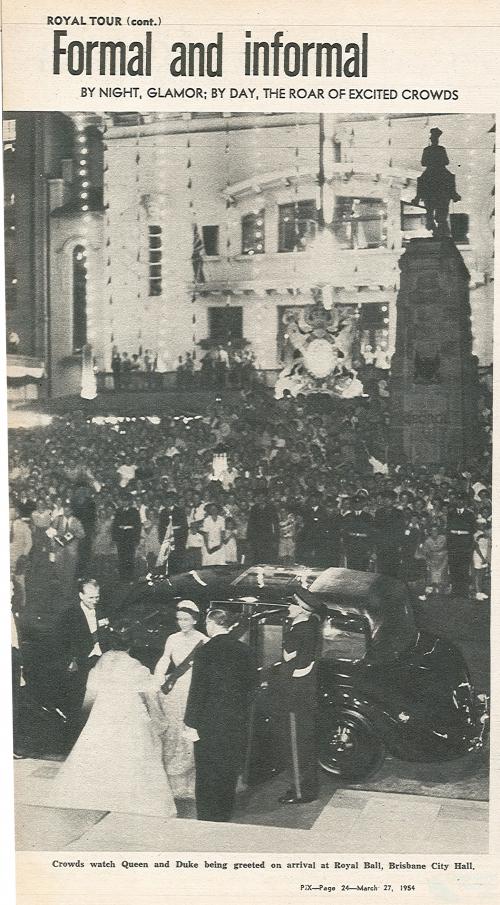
[319,711,385,782]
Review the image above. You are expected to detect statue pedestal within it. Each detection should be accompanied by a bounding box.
[389,237,479,467]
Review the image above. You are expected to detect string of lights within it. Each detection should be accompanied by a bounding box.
[74,114,96,400]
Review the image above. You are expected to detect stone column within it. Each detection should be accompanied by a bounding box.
[389,237,479,467]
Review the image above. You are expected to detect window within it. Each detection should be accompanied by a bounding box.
[254,617,284,669]
[202,225,219,256]
[148,224,162,296]
[334,197,387,249]
[3,118,16,148]
[278,199,317,252]
[241,209,265,255]
[208,307,243,343]
[72,245,87,351]
[321,612,368,662]
[401,201,426,237]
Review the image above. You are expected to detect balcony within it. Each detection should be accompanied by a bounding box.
[196,245,401,294]
[7,354,46,403]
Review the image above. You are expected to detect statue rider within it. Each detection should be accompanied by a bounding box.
[411,128,461,237]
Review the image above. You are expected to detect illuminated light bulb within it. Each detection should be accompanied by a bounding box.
[82,204,89,211]
[78,135,86,143]
[82,181,89,187]
[80,192,88,199]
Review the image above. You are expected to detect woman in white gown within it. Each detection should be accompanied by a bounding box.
[152,601,208,798]
[51,631,177,818]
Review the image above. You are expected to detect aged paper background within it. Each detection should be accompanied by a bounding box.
[0,1,498,903]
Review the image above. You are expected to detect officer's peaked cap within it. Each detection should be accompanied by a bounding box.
[292,588,325,615]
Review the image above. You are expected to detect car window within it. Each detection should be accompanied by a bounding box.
[231,565,321,594]
[321,612,368,662]
[253,615,284,669]
[213,601,286,666]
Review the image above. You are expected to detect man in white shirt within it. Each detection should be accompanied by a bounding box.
[59,579,109,728]
[116,456,137,488]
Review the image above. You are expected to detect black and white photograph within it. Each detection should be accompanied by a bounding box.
[6,111,492,853]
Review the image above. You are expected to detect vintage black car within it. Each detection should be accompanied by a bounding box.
[116,563,489,783]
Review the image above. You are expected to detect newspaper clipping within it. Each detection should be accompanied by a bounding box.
[1,1,498,903]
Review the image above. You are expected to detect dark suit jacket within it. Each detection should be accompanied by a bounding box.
[158,505,188,551]
[184,633,258,750]
[112,506,141,549]
[246,504,279,546]
[373,506,406,550]
[58,603,108,669]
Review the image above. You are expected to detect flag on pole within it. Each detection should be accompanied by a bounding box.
[192,224,205,283]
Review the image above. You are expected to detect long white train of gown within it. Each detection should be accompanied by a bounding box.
[51,651,177,818]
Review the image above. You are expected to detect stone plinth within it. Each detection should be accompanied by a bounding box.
[390,237,479,467]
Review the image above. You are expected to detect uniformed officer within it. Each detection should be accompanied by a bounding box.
[341,496,374,571]
[278,588,325,805]
[446,494,476,595]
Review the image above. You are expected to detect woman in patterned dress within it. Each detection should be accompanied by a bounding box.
[152,601,208,799]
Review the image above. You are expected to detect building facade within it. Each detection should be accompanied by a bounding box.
[4,112,494,398]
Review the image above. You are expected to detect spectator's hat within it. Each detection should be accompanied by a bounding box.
[430,127,443,136]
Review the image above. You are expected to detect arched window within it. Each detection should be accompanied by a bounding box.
[73,244,87,351]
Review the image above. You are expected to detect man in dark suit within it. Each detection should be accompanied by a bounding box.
[57,578,109,729]
[297,493,331,567]
[112,492,141,581]
[373,491,406,577]
[277,589,324,805]
[341,495,374,571]
[246,492,279,564]
[184,607,257,821]
[158,491,189,575]
[446,494,476,595]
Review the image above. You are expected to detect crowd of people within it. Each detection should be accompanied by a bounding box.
[108,344,258,392]
[10,376,492,613]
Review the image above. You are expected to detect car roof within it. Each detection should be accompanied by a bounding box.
[309,568,417,659]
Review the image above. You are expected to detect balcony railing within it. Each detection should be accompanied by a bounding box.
[197,247,401,291]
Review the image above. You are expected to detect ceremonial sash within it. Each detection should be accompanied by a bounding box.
[160,640,205,695]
